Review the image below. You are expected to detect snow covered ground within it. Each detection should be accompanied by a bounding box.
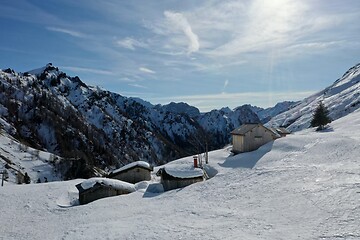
[0,110,359,239]
[0,131,62,184]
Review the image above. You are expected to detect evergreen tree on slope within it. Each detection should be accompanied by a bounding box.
[310,101,331,131]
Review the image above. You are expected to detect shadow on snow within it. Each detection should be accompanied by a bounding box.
[219,141,274,169]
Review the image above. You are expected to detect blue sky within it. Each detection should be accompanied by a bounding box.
[0,0,359,112]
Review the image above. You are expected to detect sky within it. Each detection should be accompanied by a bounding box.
[0,0,359,112]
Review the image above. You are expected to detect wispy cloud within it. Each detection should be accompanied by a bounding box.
[296,41,344,49]
[46,27,86,38]
[222,79,229,93]
[139,67,156,74]
[190,0,348,59]
[61,66,114,75]
[0,1,61,25]
[163,11,199,54]
[116,37,147,50]
[279,41,345,57]
[207,0,308,56]
[128,83,147,89]
[119,77,136,83]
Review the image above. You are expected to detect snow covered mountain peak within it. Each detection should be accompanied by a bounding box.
[324,63,360,96]
[27,62,57,76]
[338,63,360,84]
[156,102,201,117]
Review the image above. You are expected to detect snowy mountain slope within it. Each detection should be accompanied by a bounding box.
[0,129,62,184]
[0,109,359,239]
[155,101,201,117]
[267,63,360,131]
[249,101,298,123]
[197,105,260,147]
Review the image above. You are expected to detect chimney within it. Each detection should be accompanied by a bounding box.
[193,155,198,168]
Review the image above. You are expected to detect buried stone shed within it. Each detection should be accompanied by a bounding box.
[76,178,135,205]
[108,161,153,184]
[156,165,205,191]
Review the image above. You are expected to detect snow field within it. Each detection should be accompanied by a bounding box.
[0,110,359,239]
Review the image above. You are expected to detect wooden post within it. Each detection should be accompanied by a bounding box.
[205,141,209,164]
[1,170,5,187]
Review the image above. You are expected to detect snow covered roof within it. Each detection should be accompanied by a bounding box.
[110,161,152,175]
[267,128,282,138]
[162,165,204,179]
[231,123,278,137]
[275,127,291,135]
[231,123,261,135]
[76,177,136,193]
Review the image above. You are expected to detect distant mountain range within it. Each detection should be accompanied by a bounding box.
[0,64,285,179]
[0,62,358,180]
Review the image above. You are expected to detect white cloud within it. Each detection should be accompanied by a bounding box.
[116,37,147,50]
[278,41,345,57]
[222,79,229,93]
[128,83,147,89]
[46,27,86,38]
[164,11,199,54]
[139,67,156,74]
[208,0,308,56]
[127,0,357,65]
[194,0,347,58]
[0,2,61,25]
[60,66,114,75]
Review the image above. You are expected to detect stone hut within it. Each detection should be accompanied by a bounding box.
[76,178,135,205]
[108,161,153,184]
[156,165,205,191]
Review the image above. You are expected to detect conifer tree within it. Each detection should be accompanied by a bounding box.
[310,101,331,130]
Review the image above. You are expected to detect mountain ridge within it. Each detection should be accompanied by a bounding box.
[0,64,261,180]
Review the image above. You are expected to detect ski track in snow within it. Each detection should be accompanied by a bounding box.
[0,110,360,239]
